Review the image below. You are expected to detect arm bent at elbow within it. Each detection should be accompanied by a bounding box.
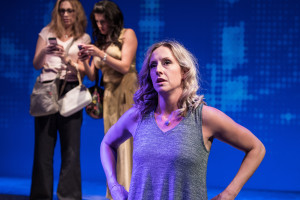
[203,106,266,199]
[100,107,139,198]
[33,36,48,70]
[94,29,138,74]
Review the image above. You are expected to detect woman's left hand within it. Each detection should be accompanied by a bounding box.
[54,44,66,58]
[81,44,103,57]
[110,184,128,200]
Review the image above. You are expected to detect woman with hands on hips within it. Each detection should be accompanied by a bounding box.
[100,40,266,200]
[30,0,90,199]
[78,0,138,199]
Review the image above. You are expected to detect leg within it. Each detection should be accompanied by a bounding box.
[30,114,58,200]
[56,110,82,200]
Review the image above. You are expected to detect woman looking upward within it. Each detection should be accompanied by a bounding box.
[100,40,266,200]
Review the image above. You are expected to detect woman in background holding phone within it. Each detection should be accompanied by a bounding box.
[30,0,90,199]
[78,0,138,198]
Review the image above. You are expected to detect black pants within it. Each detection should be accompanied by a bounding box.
[30,81,82,200]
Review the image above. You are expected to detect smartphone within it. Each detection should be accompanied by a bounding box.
[78,44,88,58]
[48,37,57,45]
[78,44,83,50]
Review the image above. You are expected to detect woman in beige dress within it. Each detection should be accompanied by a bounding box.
[78,0,138,199]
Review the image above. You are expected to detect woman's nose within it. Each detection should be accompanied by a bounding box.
[156,63,163,74]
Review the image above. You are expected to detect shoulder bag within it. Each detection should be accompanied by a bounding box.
[29,38,75,117]
[85,69,104,119]
[58,66,92,117]
[29,74,60,117]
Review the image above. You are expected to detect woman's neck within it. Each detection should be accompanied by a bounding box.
[63,26,73,39]
[156,88,182,113]
[156,96,180,115]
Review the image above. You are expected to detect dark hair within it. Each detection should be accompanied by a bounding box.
[49,0,87,40]
[90,0,124,49]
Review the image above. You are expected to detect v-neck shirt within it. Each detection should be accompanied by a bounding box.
[38,26,91,82]
[129,103,209,200]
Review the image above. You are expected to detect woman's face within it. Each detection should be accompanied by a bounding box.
[94,13,110,35]
[59,1,76,28]
[149,46,184,95]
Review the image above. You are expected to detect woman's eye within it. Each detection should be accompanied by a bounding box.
[163,60,171,65]
[150,63,157,68]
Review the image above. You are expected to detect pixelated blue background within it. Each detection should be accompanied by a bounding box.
[0,0,299,193]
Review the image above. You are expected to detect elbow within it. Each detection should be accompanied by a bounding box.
[33,61,41,70]
[259,142,266,160]
[121,65,131,74]
[100,138,117,159]
[253,140,266,162]
[100,139,109,160]
[245,140,266,163]
[100,139,106,155]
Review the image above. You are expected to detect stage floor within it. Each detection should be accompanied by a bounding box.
[0,177,299,200]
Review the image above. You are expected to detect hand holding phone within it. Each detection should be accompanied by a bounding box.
[78,44,83,50]
[47,37,63,56]
[48,37,58,52]
[78,44,89,61]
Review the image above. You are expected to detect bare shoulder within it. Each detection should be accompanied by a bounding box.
[123,28,136,36]
[122,28,137,41]
[122,106,140,122]
[202,105,239,136]
[202,105,228,123]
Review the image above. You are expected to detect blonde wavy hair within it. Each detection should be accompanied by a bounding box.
[134,40,205,117]
[48,0,87,40]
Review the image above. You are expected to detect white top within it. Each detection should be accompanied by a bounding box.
[38,26,91,82]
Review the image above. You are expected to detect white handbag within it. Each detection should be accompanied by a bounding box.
[58,66,92,117]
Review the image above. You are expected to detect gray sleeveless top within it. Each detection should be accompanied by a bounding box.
[128,104,210,200]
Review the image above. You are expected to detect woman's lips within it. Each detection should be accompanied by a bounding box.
[156,78,166,83]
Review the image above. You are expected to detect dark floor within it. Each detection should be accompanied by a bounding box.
[0,194,29,200]
[0,177,300,200]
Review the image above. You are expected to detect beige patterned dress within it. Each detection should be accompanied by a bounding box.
[94,29,138,199]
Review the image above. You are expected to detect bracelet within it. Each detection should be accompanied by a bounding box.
[102,53,107,62]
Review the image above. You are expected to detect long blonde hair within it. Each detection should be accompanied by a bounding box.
[48,0,87,40]
[134,40,205,117]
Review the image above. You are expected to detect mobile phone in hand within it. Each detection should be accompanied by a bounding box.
[78,44,88,59]
[78,44,83,50]
[48,37,57,45]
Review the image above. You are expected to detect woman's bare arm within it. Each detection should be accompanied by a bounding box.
[202,105,266,199]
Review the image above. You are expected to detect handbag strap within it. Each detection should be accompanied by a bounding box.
[76,65,82,86]
[59,39,76,96]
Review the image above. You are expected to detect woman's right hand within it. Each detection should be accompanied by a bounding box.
[33,36,64,70]
[110,184,128,200]
[45,44,60,55]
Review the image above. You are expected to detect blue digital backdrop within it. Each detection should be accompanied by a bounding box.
[0,0,299,193]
